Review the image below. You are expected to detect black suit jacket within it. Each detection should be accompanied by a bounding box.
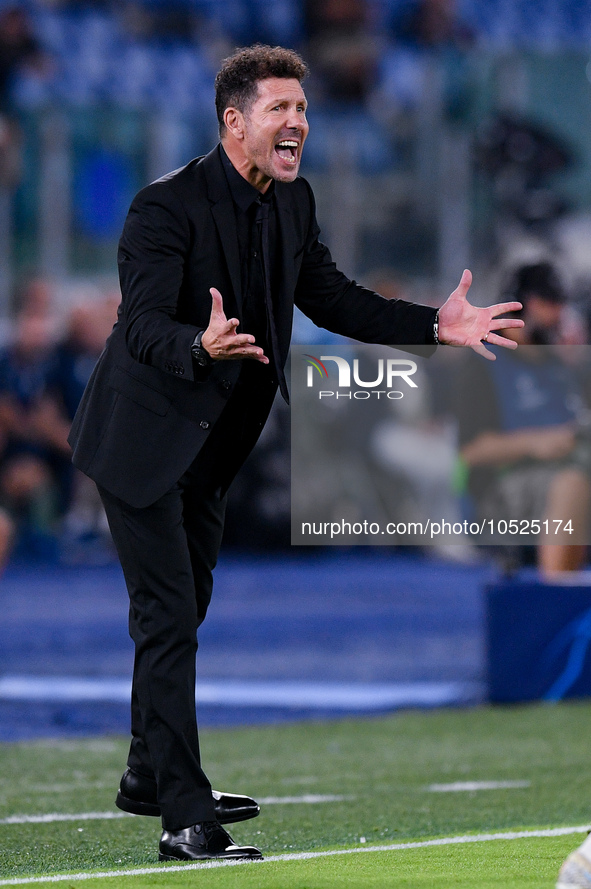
[69,146,437,508]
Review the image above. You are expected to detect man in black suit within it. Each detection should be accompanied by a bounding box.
[69,45,523,862]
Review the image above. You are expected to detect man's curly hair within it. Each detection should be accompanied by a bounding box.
[215,44,308,136]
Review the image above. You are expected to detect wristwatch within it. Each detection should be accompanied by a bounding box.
[191,330,213,367]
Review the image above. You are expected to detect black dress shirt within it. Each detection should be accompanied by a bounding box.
[219,145,278,355]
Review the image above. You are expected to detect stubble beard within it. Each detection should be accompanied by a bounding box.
[259,149,300,184]
[246,130,301,185]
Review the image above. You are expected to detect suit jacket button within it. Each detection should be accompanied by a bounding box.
[221,379,231,389]
[200,420,210,429]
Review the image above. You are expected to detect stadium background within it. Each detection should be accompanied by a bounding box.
[0,0,590,740]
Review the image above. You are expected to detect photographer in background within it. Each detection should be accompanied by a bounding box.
[457,262,590,576]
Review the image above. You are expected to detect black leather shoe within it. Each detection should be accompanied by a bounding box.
[115,768,260,824]
[158,821,263,861]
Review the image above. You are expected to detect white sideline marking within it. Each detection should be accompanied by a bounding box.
[428,781,531,792]
[0,797,351,826]
[0,812,131,825]
[0,676,480,710]
[0,825,589,884]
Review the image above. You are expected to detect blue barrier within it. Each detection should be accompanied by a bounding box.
[486,577,591,702]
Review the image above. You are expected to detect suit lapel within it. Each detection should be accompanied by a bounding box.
[202,147,242,311]
[275,185,297,360]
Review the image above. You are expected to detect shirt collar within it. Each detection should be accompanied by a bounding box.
[219,143,274,213]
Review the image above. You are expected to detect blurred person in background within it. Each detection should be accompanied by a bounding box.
[0,5,49,187]
[0,288,59,557]
[391,0,474,50]
[457,262,590,576]
[0,278,116,562]
[303,0,377,106]
[0,500,13,569]
[39,293,119,439]
[35,293,118,551]
[382,0,475,122]
[68,44,523,863]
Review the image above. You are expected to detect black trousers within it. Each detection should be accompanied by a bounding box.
[99,461,226,829]
[98,365,277,831]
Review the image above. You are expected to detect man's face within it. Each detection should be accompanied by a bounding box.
[236,77,309,189]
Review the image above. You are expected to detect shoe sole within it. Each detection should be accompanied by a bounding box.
[116,791,160,817]
[158,852,264,862]
[116,792,260,824]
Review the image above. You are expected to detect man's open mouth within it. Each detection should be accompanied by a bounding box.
[275,140,299,164]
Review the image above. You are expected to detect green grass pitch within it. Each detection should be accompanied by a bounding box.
[1,702,591,887]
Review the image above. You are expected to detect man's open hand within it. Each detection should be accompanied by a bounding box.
[438,270,525,360]
[201,288,269,363]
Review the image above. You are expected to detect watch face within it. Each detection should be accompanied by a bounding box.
[192,337,209,365]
